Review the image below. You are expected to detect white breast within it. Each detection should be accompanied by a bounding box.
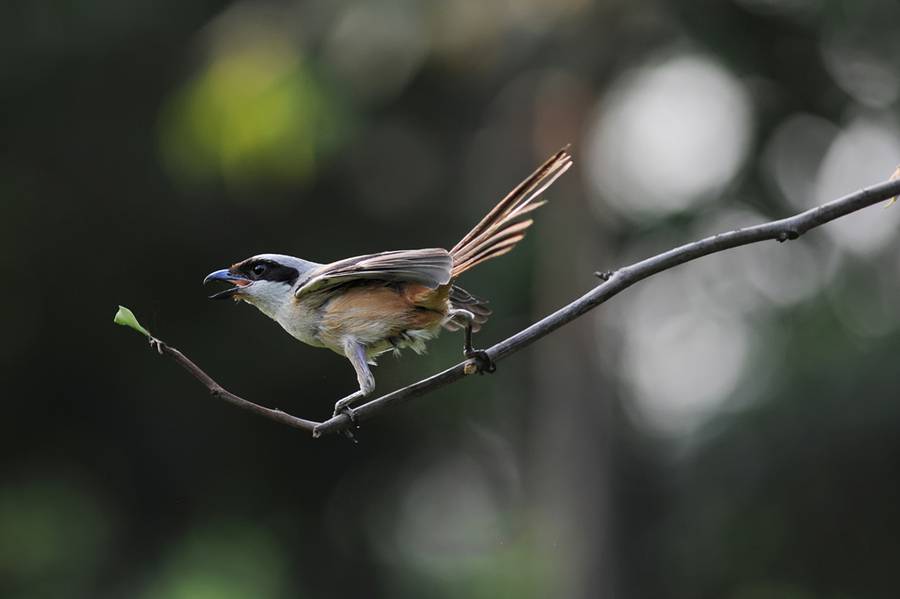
[274,300,325,348]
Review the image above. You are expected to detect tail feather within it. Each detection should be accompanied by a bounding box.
[450,218,533,266]
[450,147,572,278]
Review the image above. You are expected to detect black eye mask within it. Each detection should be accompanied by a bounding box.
[237,260,300,285]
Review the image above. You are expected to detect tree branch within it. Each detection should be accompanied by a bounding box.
[128,177,900,439]
[146,338,320,434]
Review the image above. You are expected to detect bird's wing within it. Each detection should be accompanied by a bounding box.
[294,248,453,298]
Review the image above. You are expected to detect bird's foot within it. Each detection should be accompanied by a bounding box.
[333,403,358,424]
[332,393,362,419]
[314,413,358,442]
[310,402,359,442]
[333,404,359,443]
[333,392,361,429]
[148,337,164,355]
[464,348,496,374]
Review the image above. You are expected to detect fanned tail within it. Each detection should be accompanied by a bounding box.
[449,147,573,278]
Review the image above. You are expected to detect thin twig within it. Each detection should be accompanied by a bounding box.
[147,338,320,433]
[137,178,900,438]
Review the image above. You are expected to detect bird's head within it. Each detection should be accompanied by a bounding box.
[203,254,318,319]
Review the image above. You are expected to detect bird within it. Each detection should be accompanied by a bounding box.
[204,147,573,418]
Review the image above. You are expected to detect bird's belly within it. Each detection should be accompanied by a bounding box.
[316,285,447,355]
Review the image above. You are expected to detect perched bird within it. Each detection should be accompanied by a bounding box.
[204,148,573,417]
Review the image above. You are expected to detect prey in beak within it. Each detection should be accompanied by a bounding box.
[203,269,251,300]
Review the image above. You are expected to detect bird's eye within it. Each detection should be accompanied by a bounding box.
[251,263,268,278]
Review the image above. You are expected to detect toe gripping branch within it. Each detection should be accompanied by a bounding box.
[330,397,361,443]
[463,318,496,374]
[315,406,359,443]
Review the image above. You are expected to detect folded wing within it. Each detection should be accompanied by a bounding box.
[294,248,453,298]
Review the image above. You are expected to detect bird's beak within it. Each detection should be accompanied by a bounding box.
[203,269,251,300]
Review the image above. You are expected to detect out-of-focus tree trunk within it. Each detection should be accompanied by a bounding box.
[531,175,614,598]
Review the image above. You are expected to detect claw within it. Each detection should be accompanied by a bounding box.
[333,403,358,425]
[313,404,359,441]
[332,391,363,418]
[326,405,359,443]
[465,348,496,374]
[460,314,496,374]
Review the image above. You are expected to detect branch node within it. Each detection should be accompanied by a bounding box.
[595,270,616,281]
[777,229,800,243]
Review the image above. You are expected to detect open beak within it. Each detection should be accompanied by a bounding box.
[203,269,251,300]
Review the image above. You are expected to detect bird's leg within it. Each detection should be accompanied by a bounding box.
[332,339,375,420]
[449,309,496,374]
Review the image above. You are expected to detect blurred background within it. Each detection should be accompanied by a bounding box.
[3,0,900,597]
